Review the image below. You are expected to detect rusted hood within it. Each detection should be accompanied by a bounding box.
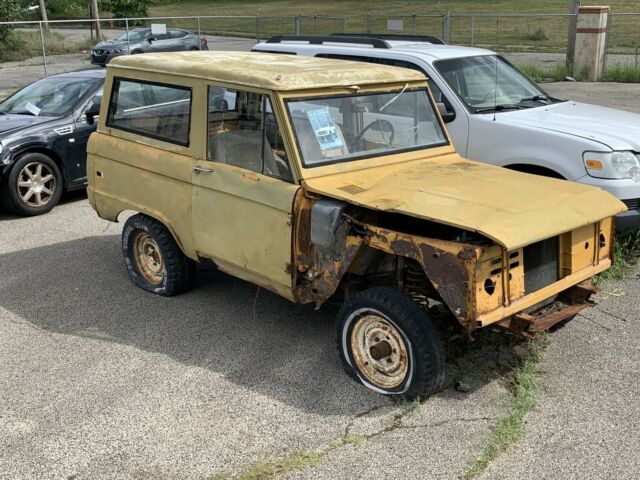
[302,155,627,251]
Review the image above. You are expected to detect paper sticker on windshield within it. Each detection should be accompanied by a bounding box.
[306,108,343,151]
[25,102,41,116]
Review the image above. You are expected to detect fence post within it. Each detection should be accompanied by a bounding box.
[442,12,451,43]
[125,18,131,52]
[602,11,612,76]
[471,15,475,46]
[412,14,417,34]
[343,15,347,33]
[197,16,202,50]
[295,15,301,35]
[256,15,261,42]
[366,14,371,33]
[39,21,47,76]
[314,15,317,34]
[567,0,581,66]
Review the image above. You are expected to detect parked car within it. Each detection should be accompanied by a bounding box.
[87,51,624,399]
[252,35,640,231]
[0,69,105,215]
[91,27,208,66]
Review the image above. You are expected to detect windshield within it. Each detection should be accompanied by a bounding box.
[286,88,448,167]
[0,77,100,117]
[116,29,149,42]
[434,55,560,113]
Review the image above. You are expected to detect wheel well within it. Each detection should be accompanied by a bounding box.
[11,147,68,187]
[505,163,565,179]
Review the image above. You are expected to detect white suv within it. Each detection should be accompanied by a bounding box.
[253,34,640,230]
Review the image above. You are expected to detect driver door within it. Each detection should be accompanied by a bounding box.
[191,86,299,295]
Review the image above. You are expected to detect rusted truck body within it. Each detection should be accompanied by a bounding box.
[87,52,626,398]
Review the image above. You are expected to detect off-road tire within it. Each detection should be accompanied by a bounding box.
[122,214,196,296]
[0,153,63,216]
[336,287,445,399]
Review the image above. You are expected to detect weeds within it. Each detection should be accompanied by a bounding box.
[595,229,640,284]
[239,451,322,480]
[462,336,545,479]
[604,64,640,83]
[516,63,571,82]
[0,30,94,63]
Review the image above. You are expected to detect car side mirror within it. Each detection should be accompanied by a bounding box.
[147,36,156,43]
[436,102,456,123]
[85,98,101,124]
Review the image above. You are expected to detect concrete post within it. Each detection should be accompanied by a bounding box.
[573,6,609,80]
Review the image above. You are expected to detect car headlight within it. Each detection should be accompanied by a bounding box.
[583,151,640,181]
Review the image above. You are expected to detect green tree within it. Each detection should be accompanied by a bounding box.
[99,0,152,18]
[0,0,21,45]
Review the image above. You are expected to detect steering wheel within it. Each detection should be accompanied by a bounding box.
[353,119,395,147]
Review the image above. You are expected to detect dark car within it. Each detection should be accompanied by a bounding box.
[0,69,105,216]
[91,28,208,66]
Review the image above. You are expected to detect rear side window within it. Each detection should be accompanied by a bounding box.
[106,78,192,146]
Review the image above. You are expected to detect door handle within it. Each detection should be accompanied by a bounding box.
[194,166,214,174]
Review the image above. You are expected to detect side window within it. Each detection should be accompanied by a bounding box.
[106,78,191,146]
[170,29,187,39]
[207,86,293,182]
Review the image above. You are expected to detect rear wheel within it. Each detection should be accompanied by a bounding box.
[336,287,445,399]
[122,214,196,296]
[1,153,63,216]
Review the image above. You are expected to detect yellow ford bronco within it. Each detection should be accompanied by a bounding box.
[88,52,626,398]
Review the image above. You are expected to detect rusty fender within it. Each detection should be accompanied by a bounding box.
[356,221,481,328]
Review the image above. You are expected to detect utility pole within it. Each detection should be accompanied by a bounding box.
[567,0,581,66]
[38,0,48,31]
[90,0,102,40]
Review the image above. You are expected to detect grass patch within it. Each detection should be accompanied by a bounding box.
[462,336,545,479]
[0,30,94,62]
[515,62,571,82]
[342,433,367,446]
[595,229,640,284]
[239,451,323,480]
[605,64,640,83]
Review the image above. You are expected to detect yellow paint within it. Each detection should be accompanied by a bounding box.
[302,155,627,251]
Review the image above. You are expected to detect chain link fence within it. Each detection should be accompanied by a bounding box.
[606,13,640,71]
[2,11,640,98]
[0,14,347,96]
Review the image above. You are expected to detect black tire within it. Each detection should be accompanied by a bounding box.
[0,152,63,216]
[336,287,445,399]
[122,214,196,296]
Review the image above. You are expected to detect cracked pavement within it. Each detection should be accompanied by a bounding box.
[1,82,640,479]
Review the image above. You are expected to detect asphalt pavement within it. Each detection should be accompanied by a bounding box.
[1,83,639,479]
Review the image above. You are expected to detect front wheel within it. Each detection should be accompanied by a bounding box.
[1,153,63,216]
[122,214,196,296]
[336,287,445,399]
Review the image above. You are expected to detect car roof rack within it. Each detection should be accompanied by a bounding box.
[331,32,446,45]
[265,35,391,49]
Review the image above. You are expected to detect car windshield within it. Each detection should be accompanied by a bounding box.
[286,88,448,167]
[0,77,99,117]
[116,29,149,42]
[434,55,562,113]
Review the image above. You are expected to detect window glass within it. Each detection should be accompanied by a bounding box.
[434,55,553,112]
[287,89,448,168]
[0,77,100,117]
[170,29,186,39]
[106,78,191,146]
[207,86,293,182]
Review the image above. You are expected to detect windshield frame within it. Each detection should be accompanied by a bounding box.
[284,87,449,169]
[0,76,101,118]
[433,54,559,115]
[116,29,150,42]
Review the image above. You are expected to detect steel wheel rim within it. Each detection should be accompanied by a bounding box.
[132,231,165,285]
[17,162,56,207]
[349,311,410,390]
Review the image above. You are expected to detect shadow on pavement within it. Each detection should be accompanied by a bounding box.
[0,235,526,413]
[0,189,88,221]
